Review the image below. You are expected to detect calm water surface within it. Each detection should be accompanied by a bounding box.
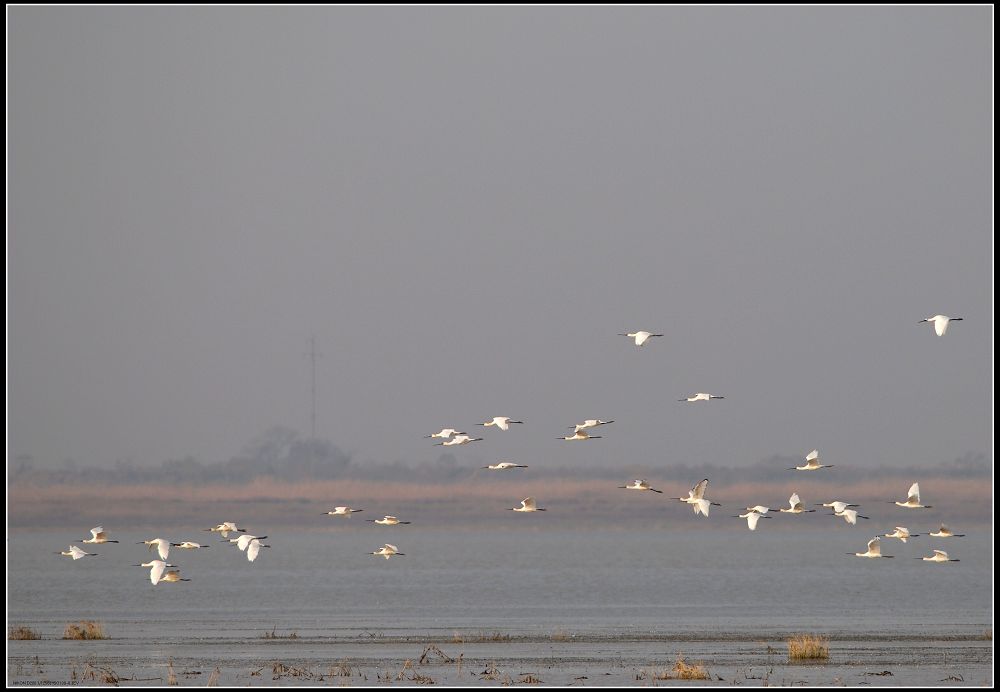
[8,527,992,639]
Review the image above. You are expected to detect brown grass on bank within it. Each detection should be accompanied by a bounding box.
[260,627,299,639]
[62,621,107,640]
[787,634,829,660]
[8,625,41,640]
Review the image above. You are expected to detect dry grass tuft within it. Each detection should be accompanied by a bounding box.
[329,660,355,677]
[271,661,318,680]
[394,659,414,681]
[671,655,711,680]
[452,630,511,643]
[78,663,119,683]
[8,625,41,640]
[518,673,543,683]
[419,644,454,664]
[479,661,503,681]
[261,627,299,639]
[639,655,711,681]
[787,634,830,661]
[62,621,106,640]
[206,666,221,686]
[550,628,571,641]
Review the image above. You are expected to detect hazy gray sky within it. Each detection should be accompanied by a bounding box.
[9,7,991,472]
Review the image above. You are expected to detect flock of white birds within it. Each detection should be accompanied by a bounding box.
[57,315,966,581]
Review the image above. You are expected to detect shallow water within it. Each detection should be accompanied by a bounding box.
[7,527,993,685]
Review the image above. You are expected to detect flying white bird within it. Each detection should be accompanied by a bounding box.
[435,434,484,446]
[246,538,270,562]
[137,538,171,561]
[789,450,833,471]
[744,505,773,515]
[618,479,663,493]
[849,537,893,558]
[170,541,211,550]
[778,493,816,514]
[425,428,466,439]
[483,462,528,470]
[367,515,411,525]
[58,545,97,560]
[480,417,523,431]
[81,527,119,544]
[916,549,959,563]
[893,482,932,509]
[815,500,860,513]
[832,508,869,525]
[159,568,191,583]
[203,522,246,538]
[508,497,546,512]
[734,510,771,531]
[371,543,404,559]
[883,527,919,543]
[929,525,965,538]
[570,419,614,432]
[134,559,178,585]
[679,393,725,402]
[322,506,363,516]
[559,430,601,441]
[919,315,963,336]
[619,331,663,346]
[234,534,267,552]
[670,479,721,517]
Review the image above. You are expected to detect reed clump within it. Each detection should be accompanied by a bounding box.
[62,621,106,640]
[8,625,41,640]
[787,633,829,660]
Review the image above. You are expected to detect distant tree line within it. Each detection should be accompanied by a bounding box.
[8,427,990,486]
